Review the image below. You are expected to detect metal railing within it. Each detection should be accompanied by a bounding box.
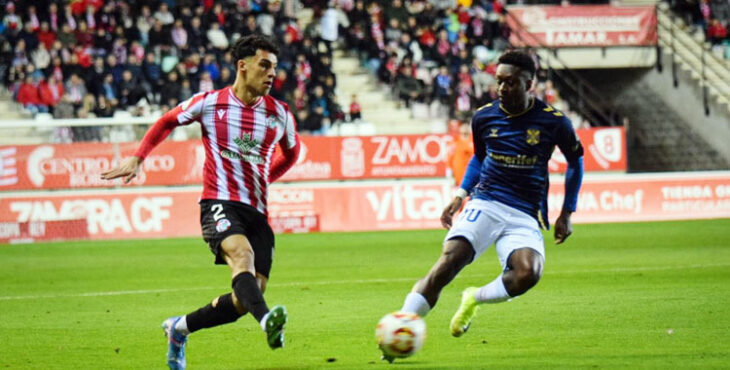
[504,8,620,126]
[656,4,730,115]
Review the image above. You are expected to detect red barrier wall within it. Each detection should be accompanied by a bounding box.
[1,172,727,240]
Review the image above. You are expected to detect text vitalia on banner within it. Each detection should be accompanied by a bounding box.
[507,5,658,47]
[267,182,453,231]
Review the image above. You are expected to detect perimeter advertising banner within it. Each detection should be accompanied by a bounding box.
[0,128,626,191]
[0,172,728,242]
[507,5,658,47]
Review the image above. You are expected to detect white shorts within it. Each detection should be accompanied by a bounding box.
[445,198,545,270]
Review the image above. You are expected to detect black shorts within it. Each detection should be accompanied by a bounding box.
[199,199,275,278]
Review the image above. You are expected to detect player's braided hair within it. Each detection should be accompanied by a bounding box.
[498,50,536,78]
[231,35,280,61]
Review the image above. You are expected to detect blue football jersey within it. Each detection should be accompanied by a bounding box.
[470,98,583,229]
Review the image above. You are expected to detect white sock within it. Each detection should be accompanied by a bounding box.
[174,316,190,336]
[259,312,269,332]
[400,292,431,317]
[475,275,511,304]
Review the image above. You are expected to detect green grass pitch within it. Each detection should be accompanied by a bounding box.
[1,219,729,369]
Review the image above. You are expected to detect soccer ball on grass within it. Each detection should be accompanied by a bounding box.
[375,311,426,362]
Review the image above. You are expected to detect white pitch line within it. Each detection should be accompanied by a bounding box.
[1,263,728,301]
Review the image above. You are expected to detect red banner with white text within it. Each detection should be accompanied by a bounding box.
[0,172,728,241]
[0,129,626,191]
[507,5,658,47]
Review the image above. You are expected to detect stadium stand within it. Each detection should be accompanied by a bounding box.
[0,0,358,136]
[338,0,592,129]
[0,0,596,141]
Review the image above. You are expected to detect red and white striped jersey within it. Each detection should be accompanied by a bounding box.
[136,87,299,215]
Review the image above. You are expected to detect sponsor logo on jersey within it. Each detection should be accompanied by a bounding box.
[234,133,259,153]
[216,218,231,232]
[221,132,264,164]
[220,150,264,164]
[488,151,538,168]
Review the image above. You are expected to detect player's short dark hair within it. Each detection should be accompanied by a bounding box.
[498,50,536,78]
[231,35,280,61]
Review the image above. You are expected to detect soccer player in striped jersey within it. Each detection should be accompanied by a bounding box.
[396,50,584,352]
[101,35,299,369]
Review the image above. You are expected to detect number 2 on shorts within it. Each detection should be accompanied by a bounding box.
[211,204,226,221]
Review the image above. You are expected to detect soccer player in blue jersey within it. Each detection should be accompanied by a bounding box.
[397,50,584,342]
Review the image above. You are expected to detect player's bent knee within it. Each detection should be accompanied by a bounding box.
[442,237,475,266]
[507,264,542,296]
[516,268,541,287]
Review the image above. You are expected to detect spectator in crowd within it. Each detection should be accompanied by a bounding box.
[707,19,728,44]
[329,94,347,124]
[198,71,214,93]
[207,23,229,51]
[3,2,23,34]
[154,3,175,26]
[65,73,87,110]
[160,71,181,107]
[396,67,425,109]
[299,105,326,135]
[349,93,362,121]
[310,85,331,119]
[100,74,118,102]
[270,69,294,101]
[215,67,235,90]
[171,19,188,51]
[39,75,64,110]
[16,75,47,115]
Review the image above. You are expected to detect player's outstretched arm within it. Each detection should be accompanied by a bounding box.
[101,156,143,184]
[100,105,185,185]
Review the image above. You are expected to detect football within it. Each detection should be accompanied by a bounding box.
[375,311,426,360]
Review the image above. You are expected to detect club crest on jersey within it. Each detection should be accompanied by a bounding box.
[265,115,281,128]
[216,218,231,232]
[526,128,540,145]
